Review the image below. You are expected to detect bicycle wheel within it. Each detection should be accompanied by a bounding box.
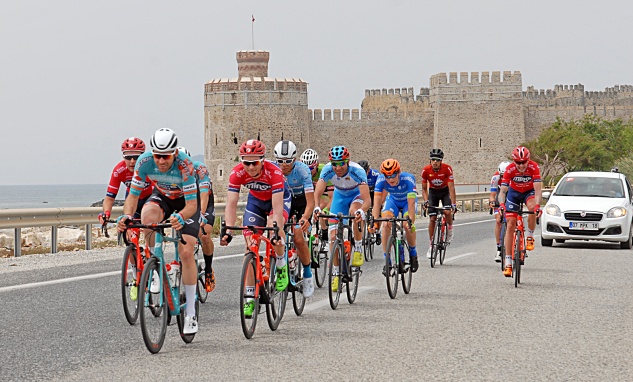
[197,262,208,304]
[314,238,328,289]
[430,218,441,268]
[328,240,343,310]
[439,221,447,265]
[385,235,398,299]
[292,262,305,316]
[401,241,412,294]
[239,252,260,339]
[177,288,199,344]
[121,244,139,325]
[265,272,287,331]
[139,257,168,354]
[346,262,360,304]
[514,232,522,288]
[500,221,507,271]
[363,228,374,262]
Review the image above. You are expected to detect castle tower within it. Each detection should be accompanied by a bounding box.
[204,50,309,197]
[429,71,525,184]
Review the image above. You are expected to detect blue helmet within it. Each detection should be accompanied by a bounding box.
[328,146,350,161]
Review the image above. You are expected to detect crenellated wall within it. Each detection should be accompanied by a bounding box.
[204,50,633,196]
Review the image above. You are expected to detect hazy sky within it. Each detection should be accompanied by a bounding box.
[2,1,632,185]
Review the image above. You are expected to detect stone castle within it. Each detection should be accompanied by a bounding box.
[204,50,633,196]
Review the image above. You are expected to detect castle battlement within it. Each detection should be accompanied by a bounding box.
[309,108,429,122]
[205,77,307,92]
[524,84,633,102]
[430,71,522,87]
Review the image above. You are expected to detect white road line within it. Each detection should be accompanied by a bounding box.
[303,286,374,312]
[444,252,477,263]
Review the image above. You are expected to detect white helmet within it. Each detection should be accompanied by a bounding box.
[177,146,191,157]
[300,149,319,166]
[498,161,511,174]
[150,128,178,153]
[273,140,297,159]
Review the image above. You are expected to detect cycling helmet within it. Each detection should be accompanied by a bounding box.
[239,139,266,156]
[511,146,530,162]
[300,149,319,166]
[273,140,297,159]
[358,160,370,173]
[430,148,444,160]
[121,137,146,153]
[328,146,350,161]
[380,159,401,177]
[150,128,178,153]
[177,146,191,157]
[498,161,511,174]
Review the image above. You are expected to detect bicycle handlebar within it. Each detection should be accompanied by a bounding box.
[423,205,455,218]
[221,220,280,238]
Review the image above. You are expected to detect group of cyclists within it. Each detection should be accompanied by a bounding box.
[100,126,543,337]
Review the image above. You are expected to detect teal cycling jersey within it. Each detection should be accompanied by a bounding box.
[194,161,212,195]
[285,161,314,197]
[130,151,198,201]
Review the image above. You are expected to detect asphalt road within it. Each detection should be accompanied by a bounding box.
[0,212,631,381]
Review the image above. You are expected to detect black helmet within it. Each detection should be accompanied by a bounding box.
[358,160,370,173]
[430,148,444,160]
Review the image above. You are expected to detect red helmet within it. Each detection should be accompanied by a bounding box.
[239,139,266,156]
[121,137,146,152]
[512,146,530,162]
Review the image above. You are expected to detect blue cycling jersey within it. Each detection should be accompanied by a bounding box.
[367,168,380,190]
[320,162,368,197]
[131,151,197,201]
[285,161,314,197]
[374,172,417,202]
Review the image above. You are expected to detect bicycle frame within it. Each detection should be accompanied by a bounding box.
[425,205,453,267]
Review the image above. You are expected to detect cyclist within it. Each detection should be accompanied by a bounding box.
[219,139,291,318]
[490,161,511,262]
[274,140,315,298]
[313,146,371,292]
[98,137,153,225]
[300,148,333,242]
[498,146,542,277]
[358,159,382,245]
[421,148,457,259]
[370,159,419,272]
[178,147,216,293]
[116,128,201,334]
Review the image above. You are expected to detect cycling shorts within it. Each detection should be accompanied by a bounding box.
[382,195,417,217]
[428,187,451,216]
[505,188,535,217]
[146,189,201,238]
[329,188,363,225]
[289,194,307,223]
[201,191,215,226]
[133,197,149,219]
[243,191,291,229]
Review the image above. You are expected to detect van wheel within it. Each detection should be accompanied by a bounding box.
[620,226,633,249]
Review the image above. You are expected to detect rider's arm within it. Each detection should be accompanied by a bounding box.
[421,182,429,204]
[224,191,239,227]
[407,197,416,225]
[199,190,209,215]
[533,181,543,207]
[271,191,285,229]
[102,196,115,216]
[359,183,371,213]
[372,191,383,220]
[448,181,457,206]
[498,185,508,204]
[313,179,326,208]
[303,191,315,223]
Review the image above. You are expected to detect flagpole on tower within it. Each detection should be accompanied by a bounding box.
[251,15,255,50]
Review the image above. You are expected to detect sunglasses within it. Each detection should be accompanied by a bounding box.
[430,158,442,162]
[385,172,399,179]
[331,160,348,167]
[242,160,262,167]
[276,158,294,165]
[123,155,140,161]
[515,160,527,165]
[153,153,174,160]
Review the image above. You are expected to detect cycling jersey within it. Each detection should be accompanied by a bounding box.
[194,161,215,223]
[489,171,501,194]
[106,160,152,199]
[366,168,380,192]
[501,161,542,193]
[421,163,454,189]
[285,161,314,197]
[375,172,418,216]
[130,151,197,201]
[320,162,368,196]
[228,160,285,201]
[311,163,334,193]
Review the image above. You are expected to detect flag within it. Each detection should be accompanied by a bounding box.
[252,15,255,23]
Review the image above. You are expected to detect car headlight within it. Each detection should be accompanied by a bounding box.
[607,207,627,218]
[545,204,561,217]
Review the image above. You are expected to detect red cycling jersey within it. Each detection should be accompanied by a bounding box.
[501,160,542,193]
[106,160,152,199]
[228,160,285,200]
[421,163,454,189]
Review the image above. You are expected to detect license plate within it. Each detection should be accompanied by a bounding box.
[569,222,599,230]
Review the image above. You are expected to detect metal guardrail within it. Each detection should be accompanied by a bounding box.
[0,192,505,257]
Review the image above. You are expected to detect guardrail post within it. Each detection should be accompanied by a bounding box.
[85,224,92,250]
[13,228,21,257]
[51,226,58,253]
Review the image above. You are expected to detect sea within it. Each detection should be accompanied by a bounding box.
[0,184,118,210]
[0,183,490,210]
